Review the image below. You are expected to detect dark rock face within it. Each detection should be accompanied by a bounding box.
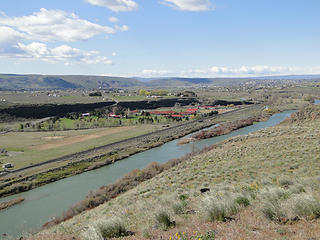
[0,98,198,119]
[0,102,116,119]
[212,100,254,106]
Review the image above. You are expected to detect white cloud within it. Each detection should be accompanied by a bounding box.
[142,69,172,76]
[112,52,117,56]
[161,0,213,11]
[0,9,123,64]
[208,65,294,75]
[115,24,129,31]
[87,0,138,12]
[8,42,113,65]
[109,17,119,23]
[0,26,25,44]
[139,65,320,78]
[0,8,115,43]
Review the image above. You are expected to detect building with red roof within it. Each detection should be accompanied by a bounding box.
[186,108,199,113]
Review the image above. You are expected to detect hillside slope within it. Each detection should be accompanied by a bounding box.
[0,74,143,90]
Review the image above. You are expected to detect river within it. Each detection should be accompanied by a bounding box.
[0,110,296,238]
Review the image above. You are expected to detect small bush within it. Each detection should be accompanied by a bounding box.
[287,194,320,220]
[234,195,250,207]
[178,194,189,201]
[261,187,291,204]
[260,187,289,223]
[89,91,102,97]
[202,196,239,222]
[278,177,294,187]
[155,211,175,230]
[261,201,286,223]
[95,218,129,239]
[142,228,152,239]
[173,194,189,215]
[289,184,305,194]
[82,225,103,240]
[197,231,215,240]
[173,202,186,215]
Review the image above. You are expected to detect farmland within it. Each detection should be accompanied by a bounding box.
[0,125,161,170]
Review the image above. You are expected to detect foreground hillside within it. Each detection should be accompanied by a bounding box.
[41,105,320,240]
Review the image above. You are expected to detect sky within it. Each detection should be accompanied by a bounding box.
[0,0,320,78]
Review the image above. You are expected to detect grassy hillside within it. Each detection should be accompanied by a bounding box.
[0,74,249,89]
[0,74,143,90]
[39,105,320,240]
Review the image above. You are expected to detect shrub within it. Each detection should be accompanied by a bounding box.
[82,225,103,240]
[89,92,102,97]
[197,231,216,240]
[260,187,289,223]
[155,210,175,230]
[234,195,250,207]
[142,228,152,239]
[202,196,239,222]
[278,177,294,187]
[95,218,129,239]
[286,193,320,220]
[173,202,186,215]
[289,184,305,194]
[173,194,189,215]
[260,187,291,204]
[178,194,189,201]
[261,201,286,223]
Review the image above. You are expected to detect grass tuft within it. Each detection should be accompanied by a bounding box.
[83,217,130,240]
[202,195,239,222]
[155,210,175,230]
[286,193,320,220]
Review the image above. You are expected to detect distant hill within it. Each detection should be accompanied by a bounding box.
[253,74,320,80]
[147,77,213,87]
[0,73,320,90]
[0,74,144,90]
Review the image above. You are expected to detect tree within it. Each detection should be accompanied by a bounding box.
[139,89,151,96]
[89,91,102,97]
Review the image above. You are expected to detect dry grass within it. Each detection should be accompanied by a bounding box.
[0,197,24,211]
[21,234,78,240]
[30,126,134,150]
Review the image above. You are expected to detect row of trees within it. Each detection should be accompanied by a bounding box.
[139,89,169,96]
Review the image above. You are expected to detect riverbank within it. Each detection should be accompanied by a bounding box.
[178,115,270,145]
[43,144,218,228]
[0,197,24,211]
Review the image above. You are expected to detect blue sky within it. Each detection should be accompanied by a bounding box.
[0,0,320,77]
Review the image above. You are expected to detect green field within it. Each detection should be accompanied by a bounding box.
[0,91,110,106]
[0,124,162,169]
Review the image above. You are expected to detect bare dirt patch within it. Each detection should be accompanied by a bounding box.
[42,136,65,140]
[30,126,135,151]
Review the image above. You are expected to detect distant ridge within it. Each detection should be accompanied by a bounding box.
[252,74,320,80]
[0,74,143,90]
[0,73,319,90]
